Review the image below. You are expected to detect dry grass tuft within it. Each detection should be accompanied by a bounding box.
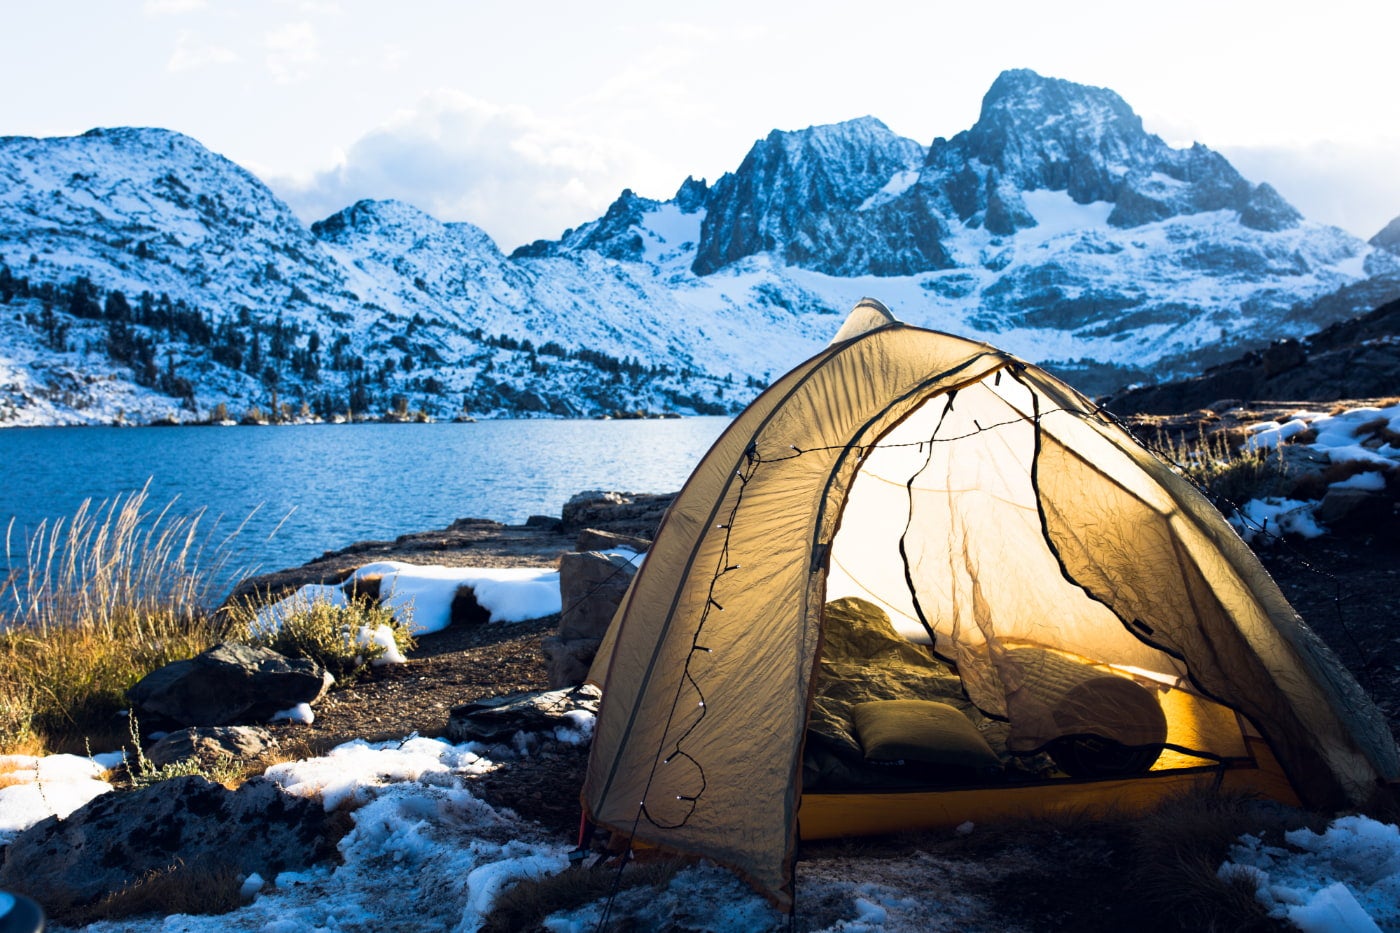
[0,484,248,754]
[1152,427,1293,508]
[60,857,247,925]
[1123,791,1313,932]
[0,759,35,789]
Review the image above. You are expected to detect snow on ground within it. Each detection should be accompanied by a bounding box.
[1230,402,1400,544]
[1219,815,1400,932]
[11,729,1400,932]
[255,549,643,638]
[20,735,1014,933]
[6,551,1399,930]
[67,737,575,933]
[0,753,120,847]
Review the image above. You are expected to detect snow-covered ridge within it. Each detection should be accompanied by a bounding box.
[2,69,1398,426]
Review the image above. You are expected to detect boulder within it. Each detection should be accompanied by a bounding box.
[542,635,604,690]
[547,549,638,688]
[127,643,332,727]
[1316,484,1398,534]
[0,776,340,916]
[144,726,280,768]
[446,685,601,744]
[1261,338,1306,378]
[559,490,674,538]
[558,551,638,641]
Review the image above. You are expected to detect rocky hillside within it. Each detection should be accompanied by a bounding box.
[2,70,1397,425]
[1107,295,1400,414]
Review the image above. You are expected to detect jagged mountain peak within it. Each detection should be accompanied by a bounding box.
[691,117,926,275]
[919,69,1298,235]
[1370,215,1400,256]
[674,176,708,214]
[930,69,1163,210]
[0,67,1394,428]
[509,188,663,263]
[975,69,1144,141]
[764,115,905,152]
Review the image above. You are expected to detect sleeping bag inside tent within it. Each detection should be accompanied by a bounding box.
[582,299,1399,909]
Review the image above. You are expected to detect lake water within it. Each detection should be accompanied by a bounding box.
[0,418,730,587]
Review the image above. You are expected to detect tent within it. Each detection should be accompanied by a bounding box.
[582,299,1399,908]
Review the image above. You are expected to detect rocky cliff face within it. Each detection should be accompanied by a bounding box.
[1371,216,1400,256]
[692,117,930,276]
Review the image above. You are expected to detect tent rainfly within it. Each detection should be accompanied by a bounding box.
[582,299,1400,909]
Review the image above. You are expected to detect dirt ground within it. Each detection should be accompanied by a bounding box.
[1257,534,1400,742]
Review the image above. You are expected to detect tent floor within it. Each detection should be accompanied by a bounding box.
[798,737,1298,840]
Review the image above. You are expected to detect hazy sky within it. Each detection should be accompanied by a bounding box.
[6,1,1398,250]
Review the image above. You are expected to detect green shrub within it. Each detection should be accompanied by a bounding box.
[246,595,416,683]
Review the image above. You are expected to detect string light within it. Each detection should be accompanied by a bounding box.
[626,394,1092,844]
[602,388,1240,929]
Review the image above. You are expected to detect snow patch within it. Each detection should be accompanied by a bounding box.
[1220,815,1400,932]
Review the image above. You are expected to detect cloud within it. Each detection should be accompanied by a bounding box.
[268,92,651,251]
[264,21,320,84]
[143,0,206,13]
[167,29,239,72]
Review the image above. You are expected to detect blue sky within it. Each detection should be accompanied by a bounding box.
[7,0,1398,249]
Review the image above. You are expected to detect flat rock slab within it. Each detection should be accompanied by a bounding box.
[447,684,601,744]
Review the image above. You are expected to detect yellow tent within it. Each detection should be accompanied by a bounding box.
[583,299,1399,908]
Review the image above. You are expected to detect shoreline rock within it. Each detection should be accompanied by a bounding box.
[224,491,676,608]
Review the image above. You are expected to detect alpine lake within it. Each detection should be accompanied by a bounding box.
[0,417,731,596]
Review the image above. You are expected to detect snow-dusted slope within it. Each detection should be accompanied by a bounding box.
[0,132,739,422]
[0,127,352,323]
[1,70,1397,425]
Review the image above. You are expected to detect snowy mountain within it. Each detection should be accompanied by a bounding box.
[0,129,735,423]
[1,70,1397,426]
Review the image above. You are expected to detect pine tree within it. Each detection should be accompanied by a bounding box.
[247,330,262,374]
